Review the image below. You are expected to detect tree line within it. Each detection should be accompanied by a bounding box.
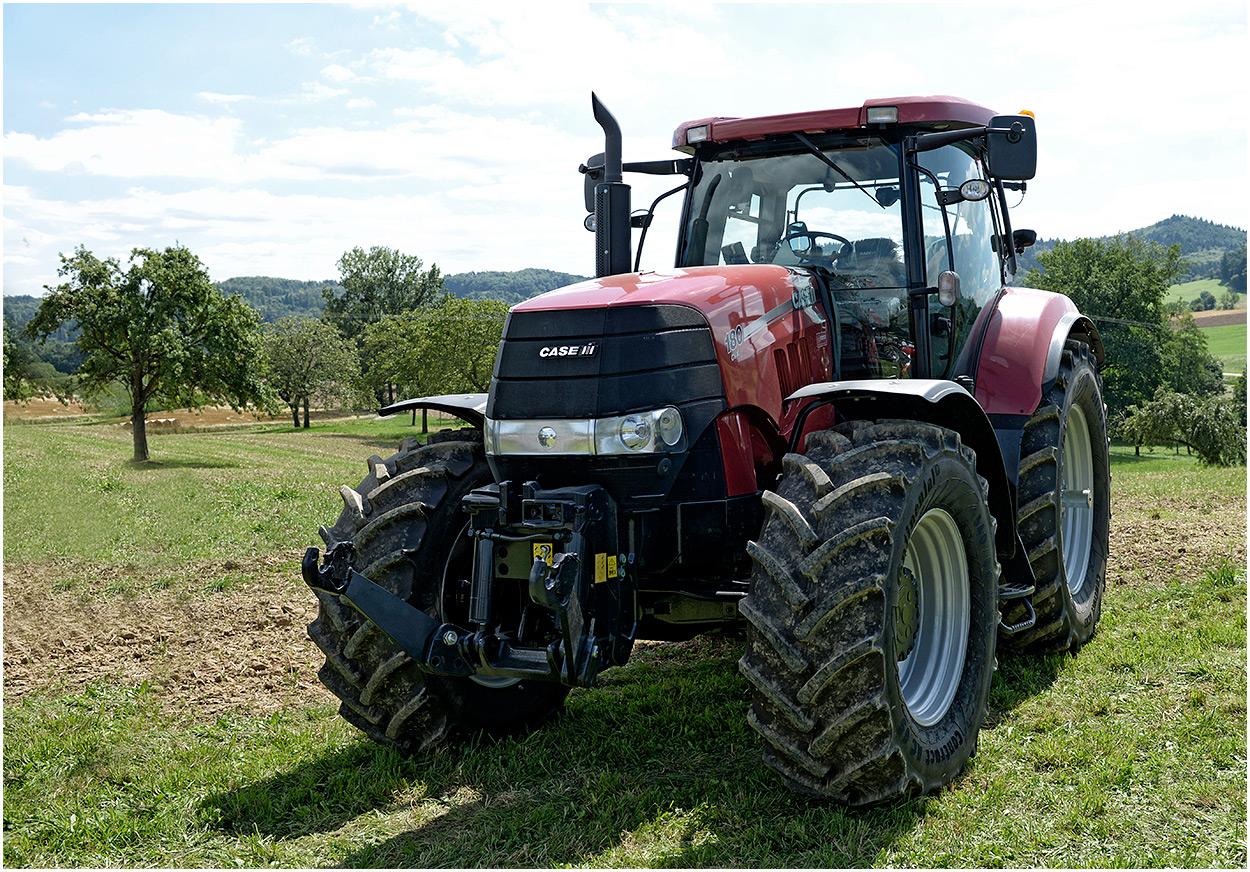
[6,244,515,461]
[5,236,1245,466]
[1025,235,1245,466]
[1016,214,1247,283]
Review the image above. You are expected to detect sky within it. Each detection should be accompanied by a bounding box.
[2,1,1247,298]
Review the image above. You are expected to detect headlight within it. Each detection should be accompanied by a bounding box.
[595,407,685,454]
[487,407,686,456]
[618,415,652,451]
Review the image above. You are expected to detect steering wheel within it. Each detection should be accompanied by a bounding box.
[780,230,853,263]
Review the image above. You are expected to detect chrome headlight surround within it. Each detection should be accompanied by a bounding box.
[485,406,686,456]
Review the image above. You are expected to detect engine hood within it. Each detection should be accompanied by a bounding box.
[515,265,792,322]
[512,265,829,416]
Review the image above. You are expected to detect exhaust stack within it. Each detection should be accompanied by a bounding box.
[591,93,632,277]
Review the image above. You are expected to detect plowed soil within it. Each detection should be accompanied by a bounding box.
[3,482,1244,722]
[2,558,327,718]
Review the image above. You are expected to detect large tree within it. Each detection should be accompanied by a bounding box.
[3,326,35,402]
[361,296,509,402]
[323,246,444,341]
[262,316,363,427]
[25,245,270,461]
[1025,235,1222,416]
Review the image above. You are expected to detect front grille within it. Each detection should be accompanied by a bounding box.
[487,304,724,419]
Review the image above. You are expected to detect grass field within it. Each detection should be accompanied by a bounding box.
[1201,321,1248,373]
[1167,279,1244,308]
[3,417,1246,867]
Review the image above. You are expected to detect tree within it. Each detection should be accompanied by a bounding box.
[25,245,270,461]
[1192,289,1217,311]
[1221,244,1247,293]
[1118,386,1246,466]
[417,297,510,393]
[1026,235,1190,416]
[323,246,444,341]
[262,316,364,427]
[360,296,509,403]
[1163,316,1225,399]
[3,326,34,402]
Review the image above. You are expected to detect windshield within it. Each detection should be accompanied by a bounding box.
[680,136,904,286]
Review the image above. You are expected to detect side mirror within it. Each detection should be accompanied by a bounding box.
[582,153,605,212]
[986,114,1037,181]
[786,222,810,253]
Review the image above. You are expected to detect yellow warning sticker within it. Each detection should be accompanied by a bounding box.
[594,553,607,583]
[532,542,554,566]
[608,554,618,580]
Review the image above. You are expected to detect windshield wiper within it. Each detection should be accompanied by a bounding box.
[791,131,882,208]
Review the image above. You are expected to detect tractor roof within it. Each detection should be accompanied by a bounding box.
[671,96,996,152]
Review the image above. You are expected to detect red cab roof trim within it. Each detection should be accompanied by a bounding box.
[672,95,997,151]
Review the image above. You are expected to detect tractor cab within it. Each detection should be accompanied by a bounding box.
[665,98,1037,383]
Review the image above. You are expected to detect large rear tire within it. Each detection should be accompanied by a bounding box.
[1001,340,1110,654]
[307,431,568,752]
[740,420,999,806]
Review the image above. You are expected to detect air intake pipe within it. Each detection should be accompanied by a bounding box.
[591,93,632,277]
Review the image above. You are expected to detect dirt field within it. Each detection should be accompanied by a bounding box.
[3,468,1244,724]
[2,557,327,718]
[1182,307,1247,329]
[2,398,312,428]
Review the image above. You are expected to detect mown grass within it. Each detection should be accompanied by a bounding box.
[1201,321,1247,373]
[1166,278,1243,307]
[3,423,1246,867]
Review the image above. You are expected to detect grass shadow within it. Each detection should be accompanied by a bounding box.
[983,649,1065,728]
[127,458,240,470]
[203,636,936,866]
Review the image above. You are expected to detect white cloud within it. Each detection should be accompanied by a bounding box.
[285,36,315,56]
[198,92,254,105]
[4,110,245,181]
[322,63,356,83]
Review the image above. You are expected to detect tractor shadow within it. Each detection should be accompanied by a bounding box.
[205,635,1064,866]
[983,649,1066,728]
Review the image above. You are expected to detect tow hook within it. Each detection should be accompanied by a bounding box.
[302,542,354,594]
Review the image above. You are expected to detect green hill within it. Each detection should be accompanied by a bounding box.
[443,268,590,305]
[1017,214,1246,281]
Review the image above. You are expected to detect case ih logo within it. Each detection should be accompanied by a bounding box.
[539,343,599,358]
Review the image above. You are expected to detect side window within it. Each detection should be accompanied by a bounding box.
[917,145,1004,376]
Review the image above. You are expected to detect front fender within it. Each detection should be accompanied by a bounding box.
[379,393,487,428]
[785,379,1016,559]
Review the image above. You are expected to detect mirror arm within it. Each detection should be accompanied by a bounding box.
[622,159,693,176]
[906,127,986,155]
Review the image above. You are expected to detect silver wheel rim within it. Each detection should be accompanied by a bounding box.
[1060,403,1095,595]
[897,508,970,727]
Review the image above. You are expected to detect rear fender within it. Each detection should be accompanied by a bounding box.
[786,379,1016,558]
[974,288,1103,418]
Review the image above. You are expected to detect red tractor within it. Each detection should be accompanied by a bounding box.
[304,94,1110,806]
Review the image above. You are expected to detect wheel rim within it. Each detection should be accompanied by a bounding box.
[897,508,970,727]
[1060,403,1095,594]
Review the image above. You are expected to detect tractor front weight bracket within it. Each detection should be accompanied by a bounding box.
[463,481,638,686]
[301,481,638,689]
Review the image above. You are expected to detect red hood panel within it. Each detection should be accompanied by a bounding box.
[514,265,830,422]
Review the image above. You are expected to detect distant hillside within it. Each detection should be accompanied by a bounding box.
[214,276,340,323]
[443,268,590,305]
[1017,214,1247,280]
[212,269,590,322]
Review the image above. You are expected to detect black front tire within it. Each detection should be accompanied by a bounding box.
[307,431,568,752]
[740,421,999,806]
